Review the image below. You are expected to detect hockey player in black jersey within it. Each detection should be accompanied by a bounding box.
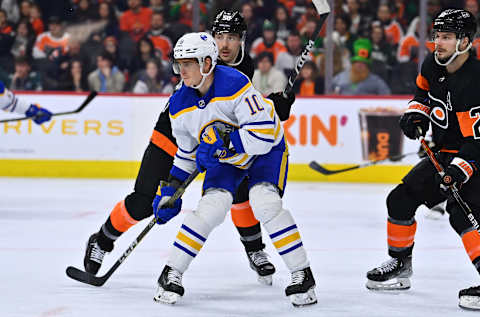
[366,9,480,310]
[82,10,295,286]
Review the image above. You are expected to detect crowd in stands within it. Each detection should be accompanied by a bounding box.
[0,0,474,96]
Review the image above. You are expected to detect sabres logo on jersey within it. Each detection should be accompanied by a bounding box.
[428,92,449,129]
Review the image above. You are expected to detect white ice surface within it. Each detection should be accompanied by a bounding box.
[0,178,479,317]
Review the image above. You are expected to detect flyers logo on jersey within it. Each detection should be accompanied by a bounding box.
[428,92,449,129]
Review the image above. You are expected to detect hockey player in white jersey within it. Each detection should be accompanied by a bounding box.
[0,80,52,124]
[151,32,316,307]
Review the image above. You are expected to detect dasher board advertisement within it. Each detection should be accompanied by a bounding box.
[0,93,417,179]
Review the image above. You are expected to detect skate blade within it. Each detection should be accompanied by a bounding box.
[257,274,273,286]
[153,287,181,305]
[366,277,411,291]
[459,296,480,310]
[289,287,317,307]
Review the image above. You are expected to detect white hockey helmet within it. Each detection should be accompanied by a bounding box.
[173,32,218,89]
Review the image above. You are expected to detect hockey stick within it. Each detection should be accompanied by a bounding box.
[0,91,97,123]
[283,0,330,96]
[309,151,420,175]
[66,169,200,287]
[418,133,479,232]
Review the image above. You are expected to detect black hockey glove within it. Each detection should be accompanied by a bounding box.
[435,157,474,194]
[399,112,430,140]
[268,91,295,121]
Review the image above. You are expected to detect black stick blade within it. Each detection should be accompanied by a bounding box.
[309,161,359,175]
[66,266,106,287]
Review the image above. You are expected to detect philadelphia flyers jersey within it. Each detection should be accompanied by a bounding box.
[410,53,480,163]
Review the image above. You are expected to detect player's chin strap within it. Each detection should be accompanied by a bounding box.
[226,39,245,67]
[434,39,472,66]
[191,58,216,90]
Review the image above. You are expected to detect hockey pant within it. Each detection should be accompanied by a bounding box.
[386,153,480,272]
[167,144,309,273]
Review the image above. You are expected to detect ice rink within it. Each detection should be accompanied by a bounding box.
[1,177,479,317]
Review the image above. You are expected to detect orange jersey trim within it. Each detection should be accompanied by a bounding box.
[150,130,178,157]
[230,201,259,227]
[462,230,480,261]
[416,74,429,91]
[110,200,138,233]
[456,111,480,138]
[387,220,417,248]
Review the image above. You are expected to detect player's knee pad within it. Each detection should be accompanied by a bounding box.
[387,184,420,221]
[447,201,474,236]
[249,183,283,223]
[124,191,153,221]
[195,189,232,230]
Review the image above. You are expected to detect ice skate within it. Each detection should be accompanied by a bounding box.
[285,267,317,307]
[246,249,275,285]
[153,265,184,305]
[459,285,480,310]
[366,256,412,290]
[83,233,113,275]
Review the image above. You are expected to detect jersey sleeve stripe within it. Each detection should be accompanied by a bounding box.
[247,130,274,142]
[170,105,197,119]
[416,74,429,91]
[456,111,478,138]
[150,130,178,157]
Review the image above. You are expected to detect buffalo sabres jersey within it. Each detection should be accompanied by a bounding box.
[0,81,31,114]
[407,53,480,163]
[168,65,283,175]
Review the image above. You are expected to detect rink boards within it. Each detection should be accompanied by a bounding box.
[0,92,418,183]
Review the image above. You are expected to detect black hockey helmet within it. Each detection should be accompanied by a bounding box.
[212,10,247,38]
[433,9,477,42]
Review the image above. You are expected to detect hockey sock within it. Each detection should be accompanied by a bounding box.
[387,217,416,258]
[231,201,265,252]
[98,200,139,250]
[263,209,309,272]
[167,213,211,273]
[461,229,480,273]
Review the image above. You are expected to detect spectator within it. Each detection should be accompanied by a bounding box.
[296,2,317,33]
[19,0,31,20]
[275,31,308,76]
[250,20,287,63]
[8,56,42,91]
[29,3,44,36]
[149,0,166,13]
[344,0,372,37]
[119,0,153,42]
[252,51,287,96]
[102,36,129,72]
[397,17,435,64]
[132,59,173,94]
[370,21,397,68]
[241,2,262,51]
[293,60,324,96]
[11,18,36,59]
[1,0,19,24]
[377,3,404,47]
[64,59,89,92]
[128,36,157,77]
[332,13,357,55]
[299,17,323,56]
[32,16,70,60]
[331,38,391,95]
[147,11,173,61]
[71,0,97,24]
[88,51,126,92]
[0,9,15,73]
[273,4,295,43]
[169,0,207,29]
[96,2,120,38]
